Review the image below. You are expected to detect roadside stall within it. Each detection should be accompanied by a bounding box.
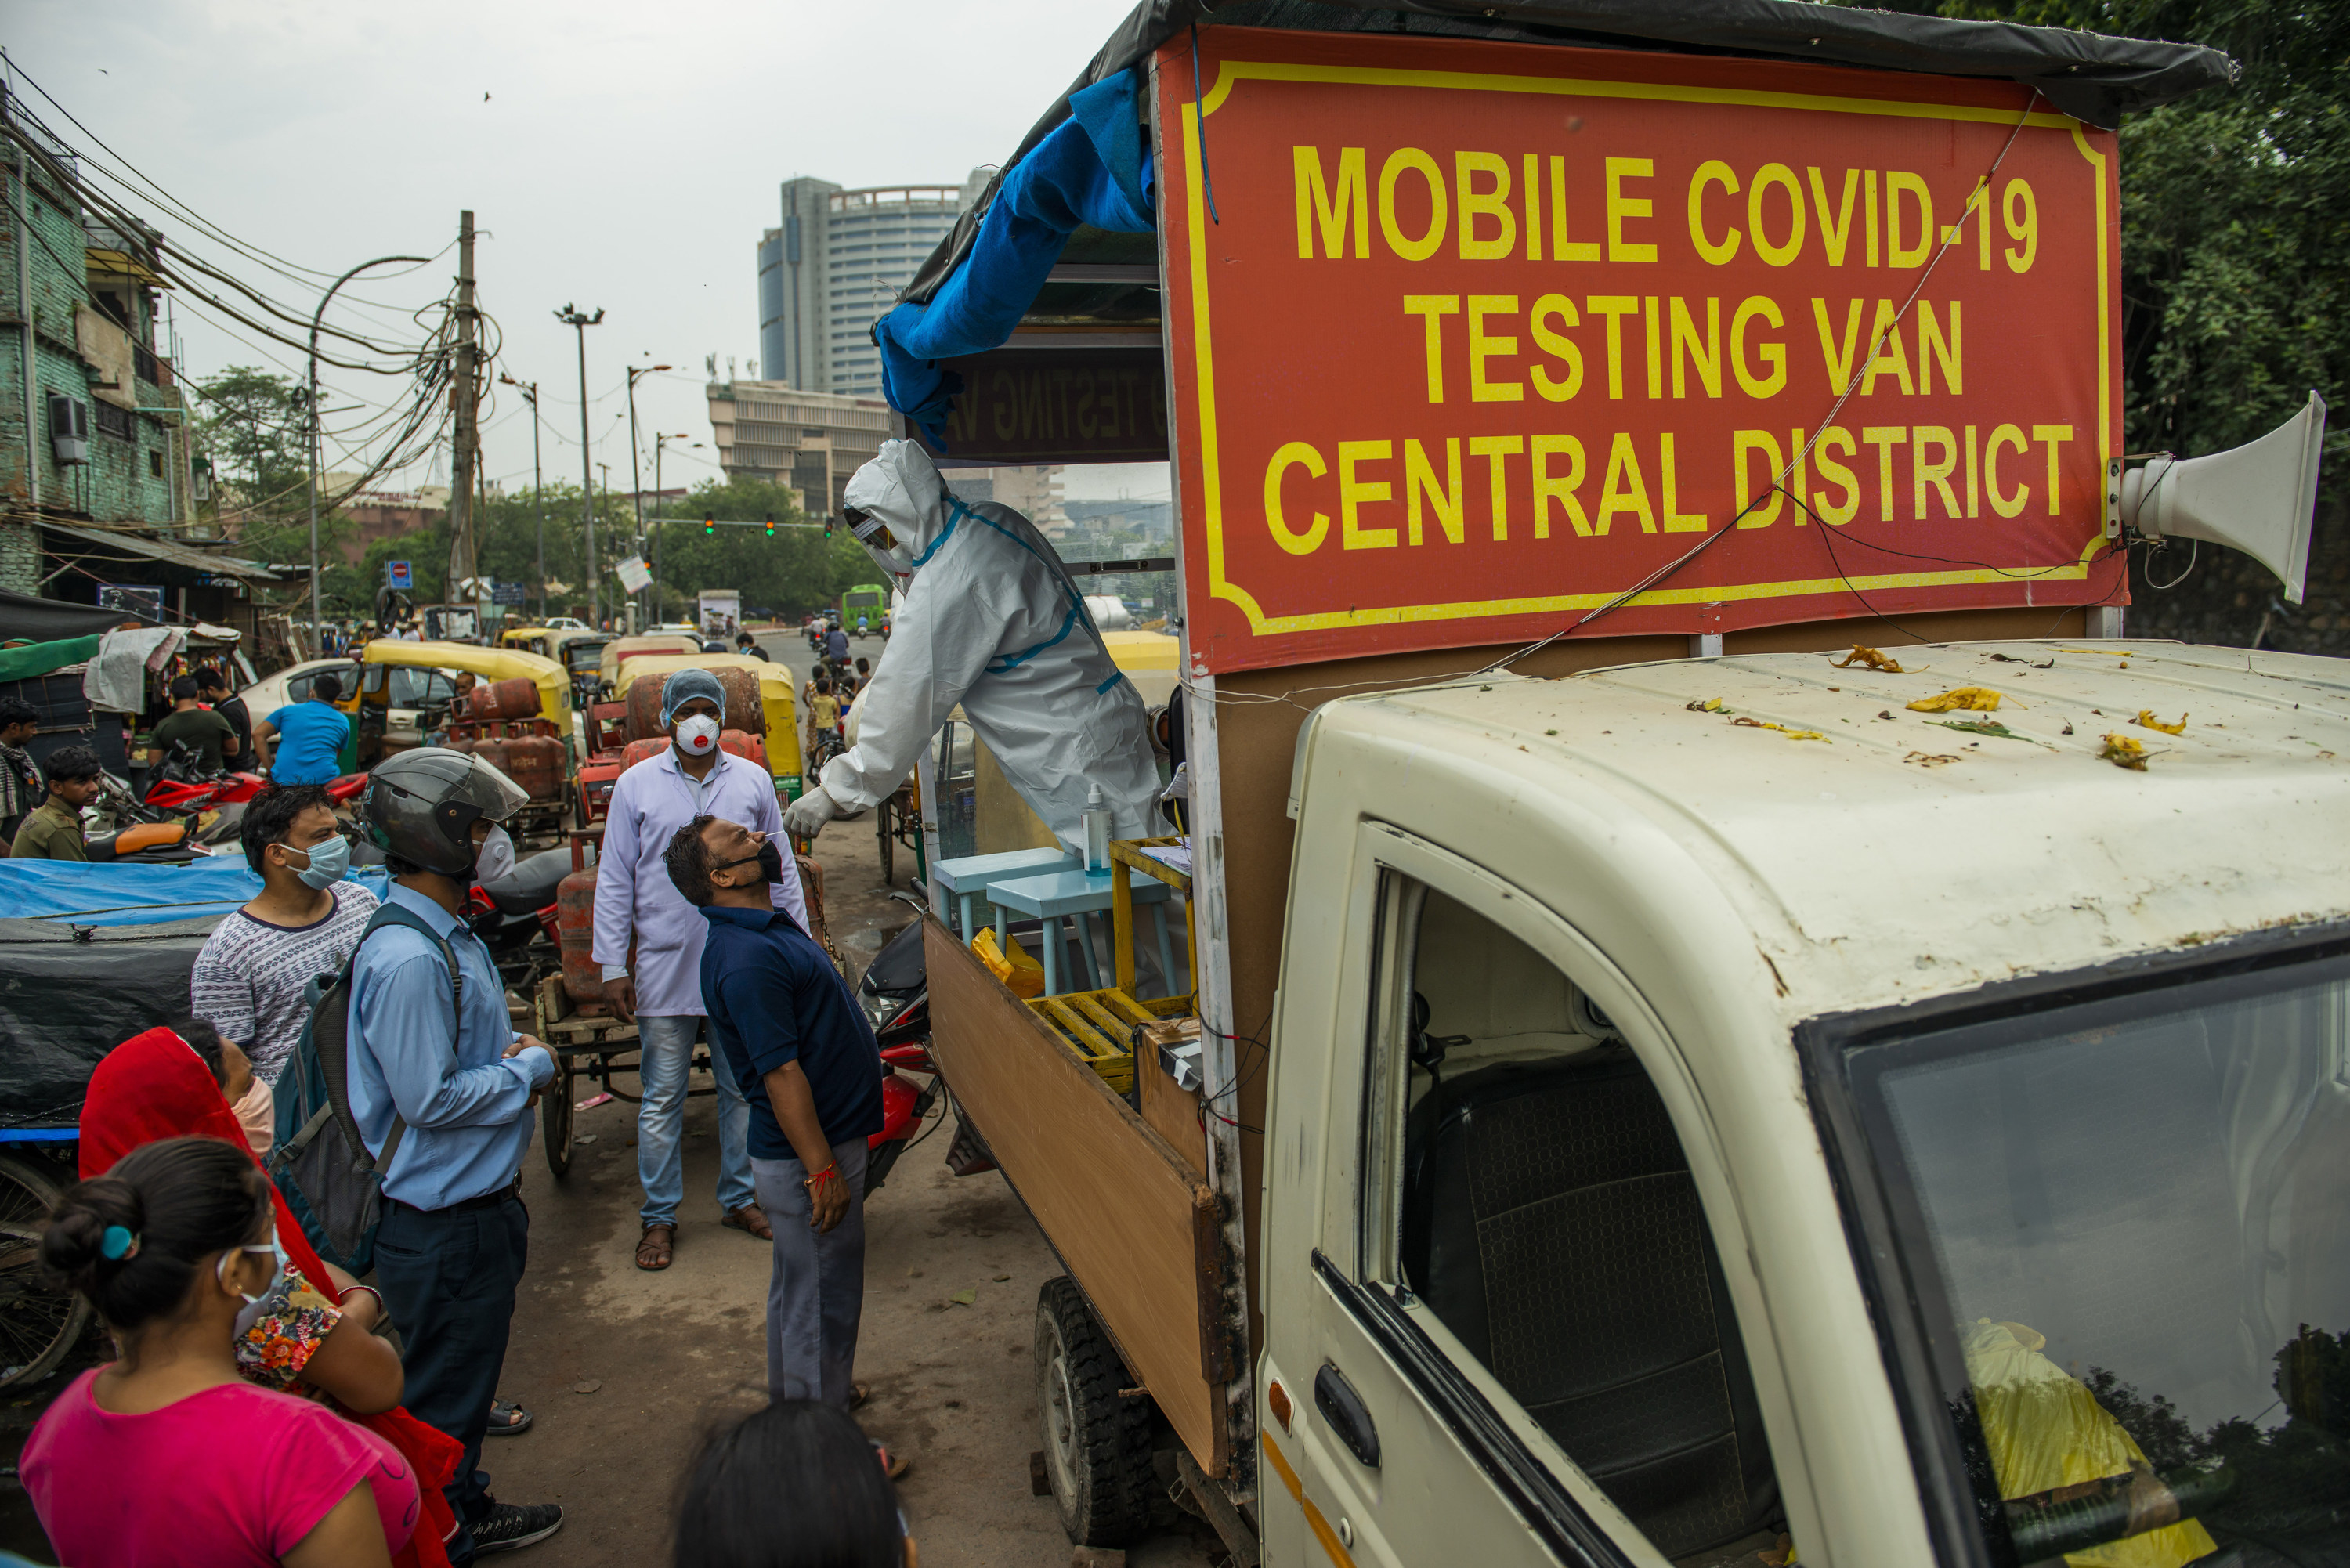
[867,9,2311,1568]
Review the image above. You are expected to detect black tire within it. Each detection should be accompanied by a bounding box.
[1036,1275,1155,1546]
[877,799,896,885]
[542,1054,575,1177]
[0,1152,92,1389]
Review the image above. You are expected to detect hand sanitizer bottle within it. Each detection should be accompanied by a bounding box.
[1083,784,1110,872]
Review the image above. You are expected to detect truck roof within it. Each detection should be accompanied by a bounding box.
[1336,641,2350,1017]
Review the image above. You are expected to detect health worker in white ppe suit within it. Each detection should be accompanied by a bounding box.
[780,439,1160,848]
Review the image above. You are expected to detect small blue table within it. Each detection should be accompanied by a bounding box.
[988,867,1178,998]
[933,847,1078,939]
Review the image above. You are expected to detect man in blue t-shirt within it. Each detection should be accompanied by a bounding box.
[667,812,882,1408]
[255,673,352,785]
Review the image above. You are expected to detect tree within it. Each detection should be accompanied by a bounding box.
[195,365,356,580]
[1924,0,2350,650]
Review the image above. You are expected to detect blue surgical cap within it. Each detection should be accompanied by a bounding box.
[659,668,726,729]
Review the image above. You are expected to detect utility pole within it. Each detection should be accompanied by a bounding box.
[501,375,545,623]
[555,304,603,626]
[446,211,480,623]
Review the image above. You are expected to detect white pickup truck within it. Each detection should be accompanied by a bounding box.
[927,640,2350,1568]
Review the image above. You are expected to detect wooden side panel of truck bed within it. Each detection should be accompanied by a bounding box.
[923,916,1231,1475]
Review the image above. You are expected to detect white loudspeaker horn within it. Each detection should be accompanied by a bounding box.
[2115,391,2328,603]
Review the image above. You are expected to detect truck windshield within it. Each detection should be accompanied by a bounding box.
[1843,949,2350,1566]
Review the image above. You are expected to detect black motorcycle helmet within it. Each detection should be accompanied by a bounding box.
[360,747,529,876]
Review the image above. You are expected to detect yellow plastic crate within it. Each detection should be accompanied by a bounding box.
[1025,988,1191,1096]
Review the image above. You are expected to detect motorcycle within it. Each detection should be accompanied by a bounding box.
[859,894,964,1193]
[142,742,266,815]
[465,844,570,991]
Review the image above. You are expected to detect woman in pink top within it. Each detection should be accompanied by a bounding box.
[23,1136,419,1567]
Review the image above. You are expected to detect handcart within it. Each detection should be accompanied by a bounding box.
[531,974,720,1178]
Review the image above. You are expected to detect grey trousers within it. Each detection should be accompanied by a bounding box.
[750,1139,870,1405]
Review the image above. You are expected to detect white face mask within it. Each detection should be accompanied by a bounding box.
[674,714,721,757]
[223,1237,287,1335]
[474,825,515,883]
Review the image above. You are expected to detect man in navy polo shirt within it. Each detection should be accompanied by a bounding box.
[663,813,882,1406]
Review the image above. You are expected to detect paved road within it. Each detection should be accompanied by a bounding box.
[0,796,1219,1568]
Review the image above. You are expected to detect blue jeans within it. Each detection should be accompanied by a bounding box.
[374,1191,527,1565]
[636,1013,754,1226]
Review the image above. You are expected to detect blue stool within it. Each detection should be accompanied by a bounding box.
[989,868,1177,998]
[933,848,1078,939]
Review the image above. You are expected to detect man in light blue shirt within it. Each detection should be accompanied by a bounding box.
[348,748,564,1560]
[255,672,352,785]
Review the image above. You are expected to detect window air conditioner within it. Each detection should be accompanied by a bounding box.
[47,395,89,467]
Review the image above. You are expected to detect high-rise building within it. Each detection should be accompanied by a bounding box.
[706,378,890,520]
[757,175,974,398]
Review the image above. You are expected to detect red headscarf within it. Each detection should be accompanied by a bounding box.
[80,1027,462,1568]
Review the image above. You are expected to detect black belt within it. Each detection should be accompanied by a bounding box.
[389,1180,519,1217]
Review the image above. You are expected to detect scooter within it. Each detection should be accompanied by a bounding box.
[142,742,266,815]
[859,897,960,1194]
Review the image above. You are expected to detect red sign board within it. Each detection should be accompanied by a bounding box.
[1152,30,2122,674]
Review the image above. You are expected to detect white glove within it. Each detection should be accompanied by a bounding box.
[782,785,842,840]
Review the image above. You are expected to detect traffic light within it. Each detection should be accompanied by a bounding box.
[823,510,834,540]
[703,514,714,537]
[763,513,775,537]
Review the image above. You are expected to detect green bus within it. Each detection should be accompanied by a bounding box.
[837,584,889,636]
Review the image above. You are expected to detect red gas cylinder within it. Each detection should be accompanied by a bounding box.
[448,737,510,780]
[558,865,603,1006]
[457,676,540,724]
[623,668,764,742]
[618,731,766,775]
[499,735,566,801]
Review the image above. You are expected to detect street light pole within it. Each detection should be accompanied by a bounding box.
[501,373,545,622]
[309,253,428,644]
[555,305,603,625]
[624,363,670,625]
[651,430,688,625]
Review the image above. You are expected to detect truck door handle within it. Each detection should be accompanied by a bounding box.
[1314,1363,1380,1468]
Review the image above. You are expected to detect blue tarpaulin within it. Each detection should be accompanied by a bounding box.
[0,858,393,928]
[873,69,1155,442]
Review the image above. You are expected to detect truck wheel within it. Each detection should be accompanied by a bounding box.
[1036,1275,1155,1546]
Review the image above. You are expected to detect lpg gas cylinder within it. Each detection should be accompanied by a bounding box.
[457,676,540,724]
[499,735,566,800]
[618,731,766,775]
[558,864,604,1006]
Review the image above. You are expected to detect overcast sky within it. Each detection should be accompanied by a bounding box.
[5,0,1170,507]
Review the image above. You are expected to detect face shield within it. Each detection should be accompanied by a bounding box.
[845,505,913,583]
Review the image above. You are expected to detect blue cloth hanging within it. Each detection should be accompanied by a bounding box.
[874,69,1156,442]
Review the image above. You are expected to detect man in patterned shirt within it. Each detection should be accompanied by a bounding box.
[189,784,378,1088]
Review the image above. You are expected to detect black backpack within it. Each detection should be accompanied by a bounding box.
[269,903,465,1274]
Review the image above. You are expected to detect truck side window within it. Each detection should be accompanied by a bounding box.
[1368,879,1785,1566]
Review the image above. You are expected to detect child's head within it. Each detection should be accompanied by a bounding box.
[675,1401,907,1568]
[817,678,833,695]
[855,659,870,677]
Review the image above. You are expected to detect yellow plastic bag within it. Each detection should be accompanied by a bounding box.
[971,927,1046,999]
[1962,1320,2218,1568]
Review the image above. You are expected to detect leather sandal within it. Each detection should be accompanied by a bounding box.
[721,1204,774,1242]
[635,1223,675,1271]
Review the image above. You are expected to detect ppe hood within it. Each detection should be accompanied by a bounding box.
[844,439,953,580]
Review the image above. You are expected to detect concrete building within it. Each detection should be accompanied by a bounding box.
[757,176,972,397]
[706,378,891,518]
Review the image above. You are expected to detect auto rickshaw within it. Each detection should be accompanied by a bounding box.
[594,634,702,698]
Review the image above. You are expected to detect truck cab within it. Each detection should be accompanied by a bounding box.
[1259,642,2350,1567]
